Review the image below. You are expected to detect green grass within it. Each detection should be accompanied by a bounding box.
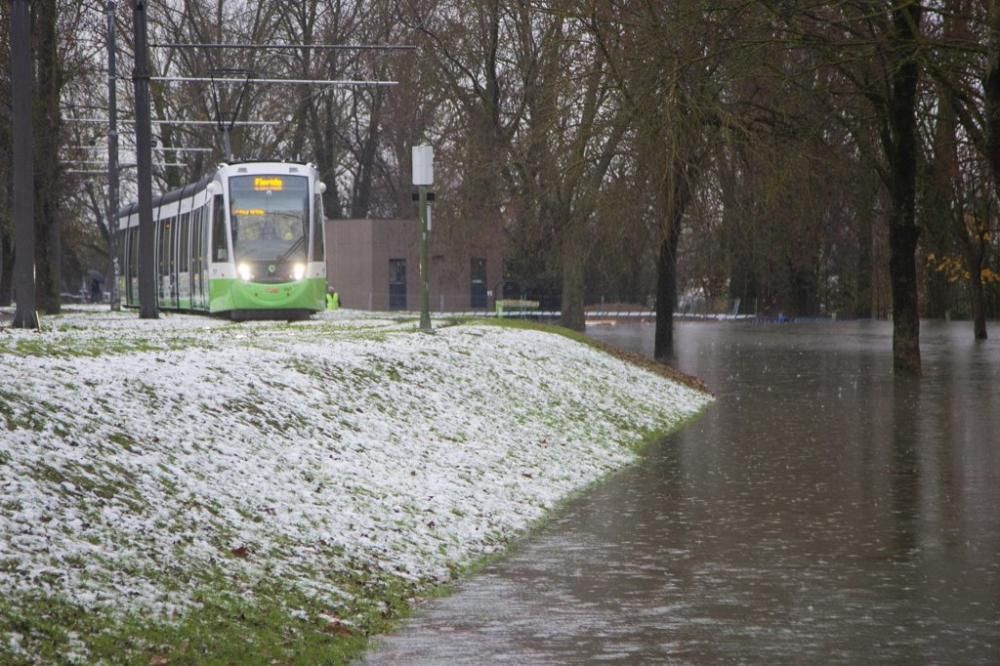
[0,567,423,665]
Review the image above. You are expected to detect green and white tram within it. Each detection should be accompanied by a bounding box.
[115,161,327,319]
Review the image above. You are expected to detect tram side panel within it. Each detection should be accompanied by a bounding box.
[114,163,326,318]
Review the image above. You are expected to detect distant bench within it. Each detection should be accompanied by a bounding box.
[495,299,540,318]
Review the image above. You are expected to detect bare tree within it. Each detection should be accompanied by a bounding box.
[587,0,733,359]
[764,1,924,373]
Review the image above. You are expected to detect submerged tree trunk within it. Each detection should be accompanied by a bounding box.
[923,84,957,321]
[986,1,1000,196]
[888,222,921,373]
[653,226,680,361]
[978,1,1000,341]
[654,153,696,362]
[884,1,923,375]
[653,178,687,360]
[969,267,988,339]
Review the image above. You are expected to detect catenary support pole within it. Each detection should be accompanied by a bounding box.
[133,0,157,318]
[412,145,434,332]
[107,0,121,311]
[11,0,38,329]
[418,186,431,331]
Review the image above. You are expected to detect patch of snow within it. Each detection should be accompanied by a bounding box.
[0,306,711,629]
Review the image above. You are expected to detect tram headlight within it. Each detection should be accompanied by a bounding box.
[292,263,306,281]
[237,262,254,281]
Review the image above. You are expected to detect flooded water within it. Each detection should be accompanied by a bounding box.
[365,320,1000,664]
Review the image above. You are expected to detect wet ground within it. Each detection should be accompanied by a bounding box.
[365,320,1000,664]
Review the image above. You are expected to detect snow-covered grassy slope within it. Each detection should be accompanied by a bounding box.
[0,306,712,663]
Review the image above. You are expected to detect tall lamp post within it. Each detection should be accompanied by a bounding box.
[412,145,434,332]
[11,0,37,329]
[133,0,157,318]
[106,0,121,311]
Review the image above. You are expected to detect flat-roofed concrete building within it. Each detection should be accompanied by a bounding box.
[324,217,503,312]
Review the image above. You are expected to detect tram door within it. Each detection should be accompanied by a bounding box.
[159,216,178,309]
[128,226,138,307]
[155,220,163,305]
[194,204,208,310]
[197,204,208,308]
[122,227,132,306]
[190,207,202,309]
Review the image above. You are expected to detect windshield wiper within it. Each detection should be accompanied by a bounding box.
[277,235,306,263]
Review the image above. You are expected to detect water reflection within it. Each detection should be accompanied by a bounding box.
[366,321,1000,663]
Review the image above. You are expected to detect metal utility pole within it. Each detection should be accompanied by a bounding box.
[412,145,434,332]
[132,0,157,318]
[418,187,431,330]
[106,0,120,311]
[11,0,38,329]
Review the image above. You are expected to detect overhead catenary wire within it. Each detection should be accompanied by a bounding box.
[150,76,398,86]
[64,118,280,126]
[65,146,215,152]
[67,165,183,175]
[62,160,186,167]
[151,42,417,51]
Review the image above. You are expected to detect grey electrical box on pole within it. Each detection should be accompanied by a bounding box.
[413,145,433,332]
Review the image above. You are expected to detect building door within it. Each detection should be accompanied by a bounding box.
[389,258,407,310]
[470,257,487,309]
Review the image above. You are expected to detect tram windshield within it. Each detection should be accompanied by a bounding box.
[229,175,309,264]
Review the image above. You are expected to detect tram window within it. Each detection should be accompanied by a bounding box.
[211,194,227,261]
[128,227,138,302]
[179,212,190,272]
[312,193,325,261]
[123,228,131,300]
[191,208,201,302]
[195,207,204,300]
[154,222,162,281]
[191,209,199,268]
[117,226,126,281]
[161,217,174,291]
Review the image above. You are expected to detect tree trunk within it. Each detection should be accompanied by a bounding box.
[0,234,12,306]
[312,97,343,219]
[855,184,876,318]
[559,217,586,331]
[922,105,955,322]
[969,267,988,340]
[0,149,12,306]
[11,0,37,328]
[351,93,381,219]
[888,223,921,373]
[986,1,1000,196]
[654,198,684,361]
[33,0,62,314]
[885,1,923,375]
[654,153,696,361]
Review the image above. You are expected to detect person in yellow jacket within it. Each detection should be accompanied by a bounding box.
[326,287,340,311]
